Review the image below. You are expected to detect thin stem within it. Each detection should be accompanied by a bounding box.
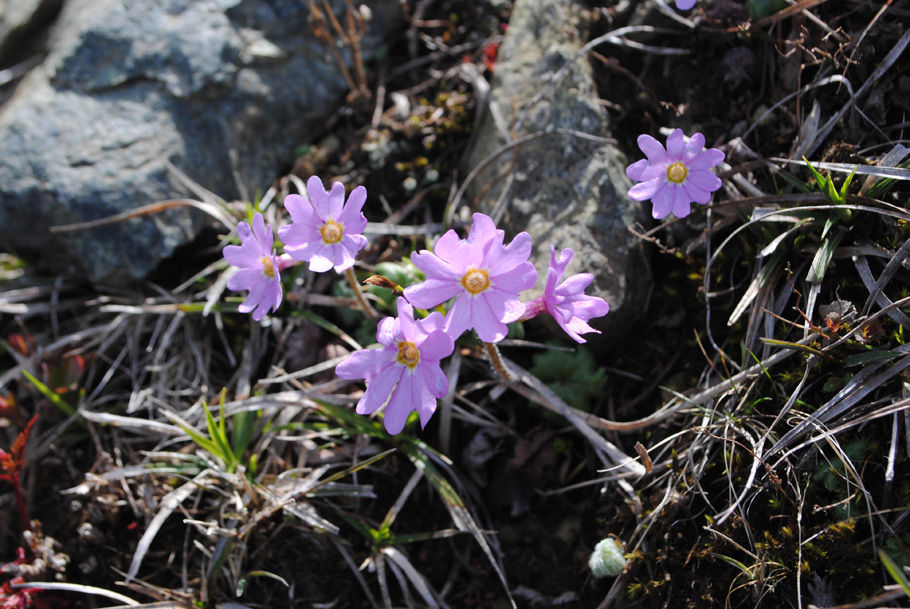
[12,474,30,532]
[484,342,515,383]
[345,267,378,320]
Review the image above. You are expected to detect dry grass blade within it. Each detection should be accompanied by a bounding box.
[8,581,139,605]
[504,358,644,476]
[395,438,515,609]
[860,237,910,318]
[127,470,213,580]
[80,410,187,436]
[49,198,235,233]
[853,255,910,327]
[800,27,910,159]
[772,156,910,181]
[382,546,445,609]
[767,354,910,460]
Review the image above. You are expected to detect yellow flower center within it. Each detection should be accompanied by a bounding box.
[396,341,420,368]
[260,256,275,278]
[666,161,688,184]
[320,219,344,244]
[460,267,490,295]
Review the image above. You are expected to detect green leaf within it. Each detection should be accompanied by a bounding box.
[530,348,607,411]
[747,0,788,19]
[803,156,829,191]
[21,369,76,417]
[843,349,903,367]
[879,549,910,599]
[838,165,857,200]
[807,229,843,284]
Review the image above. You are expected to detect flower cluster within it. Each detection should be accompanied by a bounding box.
[226,144,725,435]
[221,176,369,319]
[335,212,610,433]
[224,189,612,433]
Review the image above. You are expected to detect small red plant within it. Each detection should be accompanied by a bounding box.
[0,415,38,533]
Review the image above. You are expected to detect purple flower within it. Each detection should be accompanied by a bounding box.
[403,213,537,343]
[522,246,610,343]
[278,176,368,273]
[676,0,696,9]
[336,298,454,434]
[626,129,724,219]
[222,212,282,321]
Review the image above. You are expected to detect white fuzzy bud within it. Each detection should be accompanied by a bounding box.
[588,537,626,578]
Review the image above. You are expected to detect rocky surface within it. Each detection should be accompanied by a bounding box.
[463,0,650,344]
[0,0,403,283]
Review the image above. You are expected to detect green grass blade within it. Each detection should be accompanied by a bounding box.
[21,369,76,417]
[879,549,910,598]
[807,229,844,283]
[317,448,396,487]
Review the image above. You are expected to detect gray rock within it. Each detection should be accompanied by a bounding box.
[0,0,403,282]
[463,0,649,345]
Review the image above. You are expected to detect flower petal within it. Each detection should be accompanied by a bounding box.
[376,315,400,347]
[472,295,509,342]
[626,158,650,181]
[684,180,712,204]
[491,260,537,293]
[327,181,346,219]
[554,272,593,298]
[357,364,402,416]
[687,169,722,193]
[250,212,272,249]
[650,184,674,219]
[382,373,414,434]
[403,278,462,309]
[338,185,367,228]
[306,176,331,219]
[671,185,693,218]
[223,244,260,268]
[684,132,705,156]
[410,249,458,281]
[688,148,725,171]
[396,298,419,341]
[414,380,438,429]
[307,253,334,273]
[419,329,455,362]
[637,134,667,164]
[486,230,532,273]
[443,295,473,338]
[336,348,394,381]
[628,177,663,202]
[283,194,319,226]
[227,268,262,291]
[418,359,449,398]
[666,129,685,159]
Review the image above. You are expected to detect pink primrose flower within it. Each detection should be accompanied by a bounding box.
[278,176,368,273]
[522,246,610,343]
[403,213,537,343]
[335,298,454,434]
[626,129,724,219]
[222,212,282,321]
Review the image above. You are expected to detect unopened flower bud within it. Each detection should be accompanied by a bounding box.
[589,537,626,578]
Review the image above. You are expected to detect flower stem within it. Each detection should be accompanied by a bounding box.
[345,267,378,320]
[483,342,514,383]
